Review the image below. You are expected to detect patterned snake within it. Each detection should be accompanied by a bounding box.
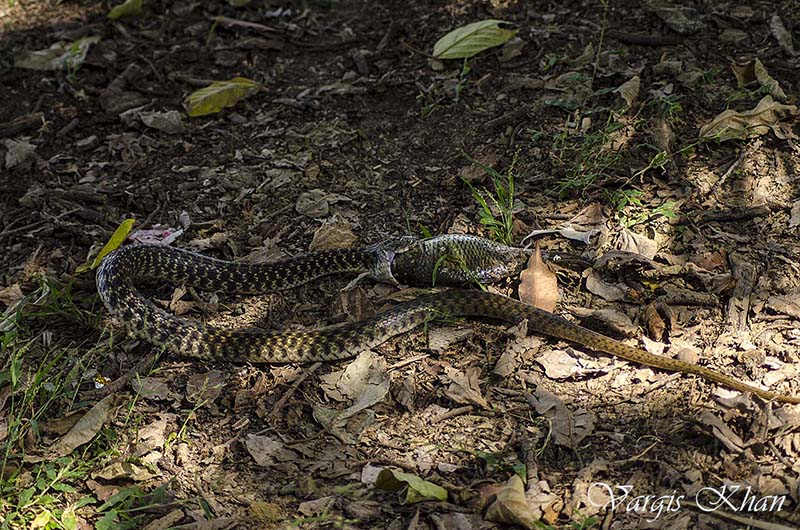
[96,234,800,404]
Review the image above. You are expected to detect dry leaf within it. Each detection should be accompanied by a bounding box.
[484,475,538,529]
[699,95,797,142]
[770,14,795,55]
[245,434,298,467]
[518,243,558,312]
[310,215,357,250]
[730,59,787,102]
[615,75,640,107]
[44,394,116,458]
[442,366,489,409]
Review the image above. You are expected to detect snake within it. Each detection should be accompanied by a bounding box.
[96,233,800,404]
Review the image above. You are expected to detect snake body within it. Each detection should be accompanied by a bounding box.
[96,234,800,403]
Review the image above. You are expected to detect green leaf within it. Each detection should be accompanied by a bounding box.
[18,486,35,506]
[95,510,118,530]
[183,77,260,117]
[108,0,143,20]
[52,482,77,493]
[374,469,448,504]
[76,218,135,273]
[433,20,517,60]
[61,507,78,530]
[30,510,53,528]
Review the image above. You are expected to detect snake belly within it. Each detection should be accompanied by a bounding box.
[96,234,800,403]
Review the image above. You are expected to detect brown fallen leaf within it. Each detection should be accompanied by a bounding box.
[310,215,357,250]
[730,58,787,102]
[699,95,797,142]
[41,394,117,459]
[518,242,558,312]
[186,370,227,405]
[483,475,538,529]
[642,303,666,341]
[442,366,489,409]
[525,389,595,449]
[615,75,640,107]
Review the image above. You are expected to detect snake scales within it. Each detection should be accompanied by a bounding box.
[96,234,800,404]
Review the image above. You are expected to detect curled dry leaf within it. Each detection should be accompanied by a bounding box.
[518,242,558,312]
[642,303,667,341]
[483,475,538,529]
[730,59,787,102]
[615,75,640,107]
[699,95,798,142]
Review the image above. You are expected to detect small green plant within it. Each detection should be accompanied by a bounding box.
[570,513,601,529]
[610,189,677,228]
[540,52,567,73]
[701,65,721,85]
[461,152,518,244]
[416,89,440,118]
[549,116,625,198]
[658,94,684,123]
[454,58,471,102]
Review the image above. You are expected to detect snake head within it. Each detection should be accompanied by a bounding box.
[364,236,419,285]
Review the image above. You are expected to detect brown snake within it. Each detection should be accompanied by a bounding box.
[96,234,800,404]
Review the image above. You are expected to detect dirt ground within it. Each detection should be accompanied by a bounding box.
[2,0,800,529]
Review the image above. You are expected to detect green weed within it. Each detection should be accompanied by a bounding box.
[548,116,625,198]
[0,277,177,529]
[461,152,518,244]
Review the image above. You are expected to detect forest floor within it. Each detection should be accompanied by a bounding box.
[2,1,800,529]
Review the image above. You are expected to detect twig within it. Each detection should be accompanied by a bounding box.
[270,362,321,418]
[400,40,436,59]
[0,112,44,138]
[431,405,474,423]
[0,208,81,242]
